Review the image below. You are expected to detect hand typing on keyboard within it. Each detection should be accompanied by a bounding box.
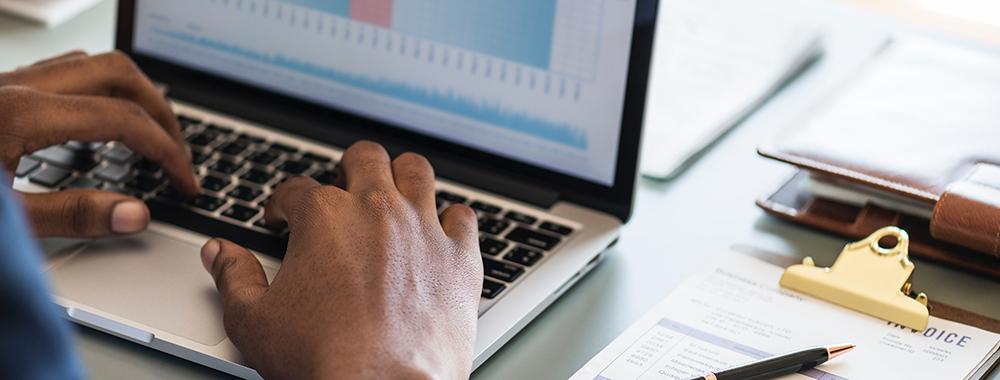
[0,50,199,237]
[199,141,483,379]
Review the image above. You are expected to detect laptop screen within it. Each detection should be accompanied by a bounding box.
[132,0,637,186]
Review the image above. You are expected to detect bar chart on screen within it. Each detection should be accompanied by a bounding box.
[134,0,634,184]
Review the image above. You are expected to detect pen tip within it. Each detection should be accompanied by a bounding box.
[827,344,855,360]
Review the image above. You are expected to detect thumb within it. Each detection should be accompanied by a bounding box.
[201,238,269,337]
[21,189,149,238]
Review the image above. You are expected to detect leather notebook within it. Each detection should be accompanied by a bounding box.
[756,39,1000,278]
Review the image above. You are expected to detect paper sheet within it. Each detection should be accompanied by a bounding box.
[0,0,103,27]
[640,0,822,179]
[571,253,1000,380]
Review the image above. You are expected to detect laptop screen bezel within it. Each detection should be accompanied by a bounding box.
[115,0,657,222]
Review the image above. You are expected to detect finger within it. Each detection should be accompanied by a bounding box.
[201,239,268,340]
[7,88,199,196]
[21,190,149,238]
[439,203,479,243]
[391,152,436,212]
[29,50,89,68]
[265,176,335,227]
[8,51,186,150]
[338,141,394,193]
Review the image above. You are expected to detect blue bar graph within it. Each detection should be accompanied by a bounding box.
[282,0,350,17]
[391,0,557,68]
[280,0,557,68]
[159,30,587,149]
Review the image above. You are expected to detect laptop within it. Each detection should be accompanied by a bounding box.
[13,0,657,378]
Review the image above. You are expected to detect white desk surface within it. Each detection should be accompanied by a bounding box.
[2,1,997,379]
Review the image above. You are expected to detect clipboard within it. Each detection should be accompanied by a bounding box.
[732,228,1000,379]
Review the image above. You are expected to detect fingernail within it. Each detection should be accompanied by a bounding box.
[201,239,221,273]
[111,201,149,234]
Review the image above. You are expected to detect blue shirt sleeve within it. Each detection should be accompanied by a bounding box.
[0,183,84,380]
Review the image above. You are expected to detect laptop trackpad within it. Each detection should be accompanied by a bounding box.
[46,230,270,346]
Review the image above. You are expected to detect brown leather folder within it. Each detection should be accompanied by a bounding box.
[756,39,1000,279]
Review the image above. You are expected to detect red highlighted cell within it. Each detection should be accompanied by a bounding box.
[350,0,393,28]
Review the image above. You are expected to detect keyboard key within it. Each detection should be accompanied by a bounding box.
[101,145,135,164]
[506,227,561,251]
[218,141,248,156]
[228,185,263,202]
[106,184,144,198]
[65,177,103,189]
[14,157,40,177]
[470,201,502,214]
[238,133,266,144]
[478,217,510,236]
[29,166,71,188]
[210,159,243,175]
[125,174,165,193]
[206,124,234,134]
[436,191,467,204]
[505,247,543,267]
[479,236,509,256]
[64,141,104,152]
[94,164,131,183]
[248,150,279,165]
[504,211,538,225]
[191,195,225,211]
[201,175,231,192]
[222,204,259,222]
[191,151,210,165]
[187,132,218,147]
[483,258,524,283]
[481,279,506,299]
[241,168,273,185]
[134,159,161,175]
[269,142,298,153]
[31,146,99,171]
[156,186,189,202]
[278,160,311,175]
[303,152,332,163]
[539,222,574,236]
[254,218,283,233]
[145,197,287,256]
[177,115,202,129]
[312,170,338,185]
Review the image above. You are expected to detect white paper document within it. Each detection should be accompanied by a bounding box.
[0,0,103,27]
[640,0,823,179]
[571,253,1000,380]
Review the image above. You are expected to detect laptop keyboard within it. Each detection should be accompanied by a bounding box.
[13,114,577,301]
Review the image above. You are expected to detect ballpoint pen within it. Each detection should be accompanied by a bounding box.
[689,344,854,380]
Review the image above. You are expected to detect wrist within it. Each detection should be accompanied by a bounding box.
[314,342,472,380]
[315,355,445,380]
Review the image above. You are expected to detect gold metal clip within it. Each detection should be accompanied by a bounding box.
[780,226,930,330]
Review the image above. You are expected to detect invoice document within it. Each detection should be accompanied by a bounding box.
[571,252,1000,380]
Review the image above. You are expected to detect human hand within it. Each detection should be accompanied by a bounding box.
[0,51,199,237]
[200,141,483,379]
